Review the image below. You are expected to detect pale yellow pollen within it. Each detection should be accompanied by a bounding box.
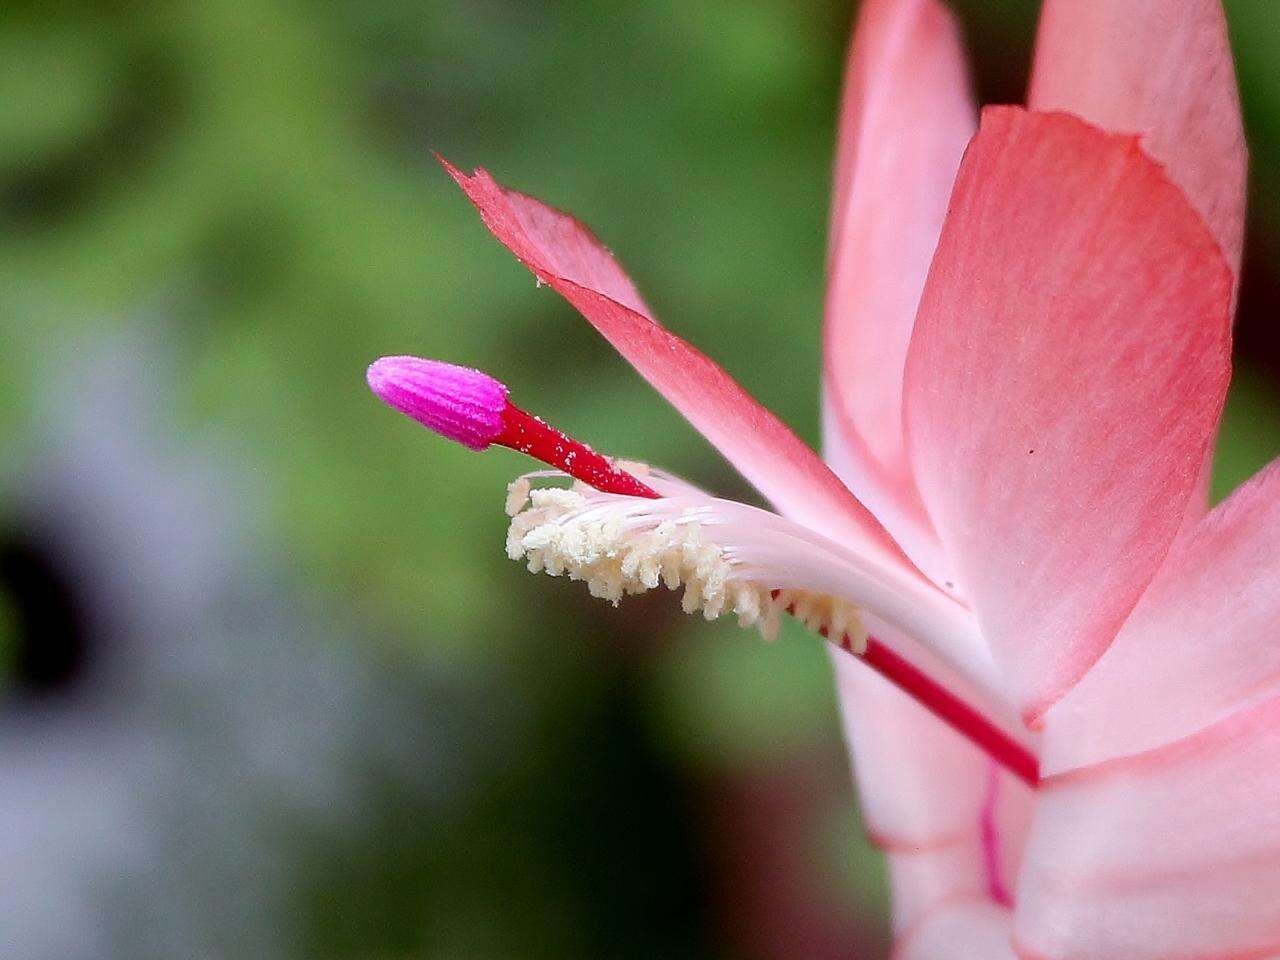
[504,477,868,652]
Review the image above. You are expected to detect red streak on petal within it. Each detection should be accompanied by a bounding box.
[496,402,660,498]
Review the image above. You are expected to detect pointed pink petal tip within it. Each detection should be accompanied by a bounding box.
[366,355,508,450]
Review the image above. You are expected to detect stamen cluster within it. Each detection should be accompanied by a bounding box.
[504,476,868,653]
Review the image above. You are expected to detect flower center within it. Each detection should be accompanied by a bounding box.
[366,354,1040,787]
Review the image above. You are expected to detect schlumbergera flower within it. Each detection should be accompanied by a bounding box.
[368,0,1275,956]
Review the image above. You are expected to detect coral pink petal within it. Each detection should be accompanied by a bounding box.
[904,107,1233,723]
[1041,459,1280,774]
[1029,0,1246,523]
[1015,696,1280,960]
[822,0,975,581]
[893,900,1016,960]
[441,156,909,564]
[1029,0,1246,284]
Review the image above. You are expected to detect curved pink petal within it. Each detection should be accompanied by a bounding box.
[1042,459,1280,773]
[1029,0,1246,282]
[441,157,909,565]
[893,900,1016,960]
[1029,0,1246,523]
[1015,696,1280,960]
[822,0,975,580]
[904,107,1233,723]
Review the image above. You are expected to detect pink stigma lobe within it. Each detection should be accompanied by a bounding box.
[366,355,508,450]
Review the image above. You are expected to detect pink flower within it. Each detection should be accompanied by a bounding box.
[368,0,1270,955]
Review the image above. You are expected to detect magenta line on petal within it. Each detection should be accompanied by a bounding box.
[366,355,508,450]
[980,761,1012,907]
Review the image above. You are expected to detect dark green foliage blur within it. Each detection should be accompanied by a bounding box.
[2,1,1278,957]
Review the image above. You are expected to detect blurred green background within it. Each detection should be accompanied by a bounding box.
[1,1,1277,958]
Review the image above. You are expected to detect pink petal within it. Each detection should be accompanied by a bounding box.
[1028,0,1247,522]
[1042,459,1280,773]
[822,0,975,580]
[893,900,1016,960]
[831,643,1033,931]
[904,107,1233,723]
[1015,696,1280,960]
[833,649,988,845]
[1029,0,1246,282]
[441,157,908,564]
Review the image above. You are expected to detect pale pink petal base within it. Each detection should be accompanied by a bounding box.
[831,644,1033,931]
[1016,696,1280,960]
[833,649,988,845]
[893,900,1017,960]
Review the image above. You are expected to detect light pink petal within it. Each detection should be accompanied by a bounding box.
[885,842,989,933]
[904,107,1233,723]
[441,157,908,564]
[893,900,1016,960]
[1042,459,1280,773]
[833,648,987,844]
[830,643,1033,931]
[1015,696,1280,960]
[822,0,975,580]
[823,411,944,587]
[1029,0,1246,282]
